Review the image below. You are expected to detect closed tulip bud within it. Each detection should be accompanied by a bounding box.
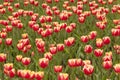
[96,38,104,48]
[0,53,6,62]
[49,46,57,54]
[54,65,63,73]
[28,21,36,28]
[34,1,39,6]
[22,57,31,66]
[111,28,120,36]
[103,61,112,69]
[17,43,24,50]
[22,33,28,39]
[80,35,89,43]
[58,73,69,80]
[46,16,52,22]
[88,31,97,40]
[5,38,12,45]
[57,44,65,51]
[39,16,46,23]
[6,25,13,32]
[16,55,23,62]
[65,26,73,33]
[4,63,13,71]
[39,58,49,68]
[64,37,75,46]
[35,71,44,80]
[14,3,20,8]
[94,49,103,57]
[84,45,93,53]
[30,71,35,79]
[83,65,94,75]
[70,23,76,29]
[54,27,61,33]
[36,40,45,48]
[82,60,91,66]
[32,24,39,31]
[54,10,60,15]
[46,9,53,16]
[0,32,7,39]
[108,0,113,4]
[68,59,76,67]
[78,16,85,23]
[17,23,23,29]
[113,63,120,73]
[44,52,53,60]
[31,15,37,21]
[102,36,111,45]
[8,68,16,78]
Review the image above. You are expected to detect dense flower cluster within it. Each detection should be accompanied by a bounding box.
[0,0,120,80]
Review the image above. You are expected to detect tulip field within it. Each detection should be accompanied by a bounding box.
[1,0,120,80]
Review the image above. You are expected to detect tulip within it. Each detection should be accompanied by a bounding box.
[6,25,13,32]
[35,71,44,80]
[58,73,69,80]
[88,31,97,40]
[83,65,94,75]
[84,45,93,53]
[4,63,13,71]
[16,55,23,62]
[44,52,53,60]
[21,57,31,66]
[39,58,49,68]
[102,36,111,45]
[54,65,63,73]
[64,37,75,46]
[113,63,120,73]
[0,53,6,62]
[8,69,16,78]
[80,35,89,43]
[94,49,103,57]
[5,38,12,45]
[103,61,112,69]
[96,38,104,48]
[57,44,65,51]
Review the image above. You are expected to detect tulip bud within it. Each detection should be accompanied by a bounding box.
[39,58,49,68]
[44,52,53,60]
[0,53,6,62]
[102,36,111,45]
[16,55,23,62]
[94,49,103,57]
[22,57,31,66]
[113,63,120,73]
[103,61,112,69]
[80,35,89,43]
[58,73,69,80]
[5,38,12,45]
[96,38,104,48]
[54,65,63,73]
[83,65,94,75]
[84,45,93,53]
